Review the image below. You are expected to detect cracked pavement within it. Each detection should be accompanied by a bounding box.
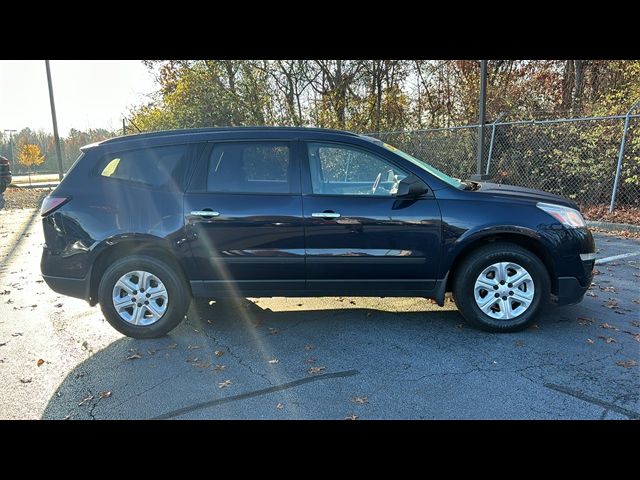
[0,205,638,419]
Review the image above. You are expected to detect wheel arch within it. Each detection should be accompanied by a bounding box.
[88,235,191,306]
[444,229,558,295]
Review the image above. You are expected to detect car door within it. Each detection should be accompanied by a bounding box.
[301,141,442,294]
[183,140,305,296]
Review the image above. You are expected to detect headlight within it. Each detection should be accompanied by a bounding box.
[536,202,586,227]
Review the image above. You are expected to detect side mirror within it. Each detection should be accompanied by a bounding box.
[395,174,428,197]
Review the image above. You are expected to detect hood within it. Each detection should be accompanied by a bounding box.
[474,182,579,209]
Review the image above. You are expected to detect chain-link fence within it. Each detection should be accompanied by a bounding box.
[371,112,640,210]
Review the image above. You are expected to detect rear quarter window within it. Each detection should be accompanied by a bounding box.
[98,145,188,189]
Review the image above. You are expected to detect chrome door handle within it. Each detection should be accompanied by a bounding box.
[190,210,220,217]
[312,212,340,218]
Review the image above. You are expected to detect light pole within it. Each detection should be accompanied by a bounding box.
[3,129,17,170]
[45,60,65,181]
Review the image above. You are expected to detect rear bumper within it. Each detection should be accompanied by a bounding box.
[555,276,590,305]
[42,274,90,302]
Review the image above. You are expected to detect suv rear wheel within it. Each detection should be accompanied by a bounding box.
[452,242,550,332]
[98,255,190,338]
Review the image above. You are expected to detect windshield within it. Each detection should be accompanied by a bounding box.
[382,143,462,189]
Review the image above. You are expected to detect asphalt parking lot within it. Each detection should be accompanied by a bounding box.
[1,203,638,420]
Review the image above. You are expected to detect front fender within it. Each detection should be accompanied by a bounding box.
[439,223,554,278]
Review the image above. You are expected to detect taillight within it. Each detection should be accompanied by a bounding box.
[40,196,71,216]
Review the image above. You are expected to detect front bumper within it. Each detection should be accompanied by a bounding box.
[555,276,590,305]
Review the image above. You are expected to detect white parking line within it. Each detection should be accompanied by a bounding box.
[595,252,640,265]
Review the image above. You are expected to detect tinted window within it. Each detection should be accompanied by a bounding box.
[100,145,187,189]
[307,143,407,196]
[207,142,292,193]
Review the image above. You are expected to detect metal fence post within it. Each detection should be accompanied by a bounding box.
[485,112,507,176]
[609,100,640,213]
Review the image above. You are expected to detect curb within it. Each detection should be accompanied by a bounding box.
[586,220,640,233]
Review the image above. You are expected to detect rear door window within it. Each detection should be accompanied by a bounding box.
[99,145,188,189]
[206,142,297,194]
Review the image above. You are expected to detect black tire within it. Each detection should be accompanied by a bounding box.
[452,242,550,332]
[98,255,190,339]
[0,181,6,194]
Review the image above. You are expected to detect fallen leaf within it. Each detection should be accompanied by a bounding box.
[616,359,637,369]
[586,338,595,344]
[305,357,316,364]
[167,343,178,349]
[614,310,626,315]
[214,350,225,357]
[268,328,279,335]
[127,352,142,360]
[78,394,94,406]
[63,414,71,420]
[36,279,44,283]
[218,380,232,389]
[189,359,211,368]
[11,332,22,337]
[351,396,368,404]
[304,344,314,351]
[598,335,616,344]
[0,290,10,295]
[345,414,359,420]
[147,348,157,355]
[585,291,597,297]
[276,403,284,410]
[593,269,602,276]
[268,359,279,364]
[515,340,525,347]
[577,317,593,326]
[632,299,640,304]
[297,303,303,307]
[349,300,356,305]
[308,366,326,375]
[599,285,616,293]
[456,324,464,329]
[213,364,226,372]
[81,341,89,350]
[0,341,7,347]
[54,303,63,308]
[20,378,32,383]
[98,391,112,399]
[187,345,201,350]
[632,321,640,328]
[605,299,619,309]
[600,323,618,330]
[36,359,44,367]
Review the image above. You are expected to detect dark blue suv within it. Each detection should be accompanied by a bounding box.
[40,127,595,338]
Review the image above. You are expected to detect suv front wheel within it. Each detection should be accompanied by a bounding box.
[98,255,190,338]
[452,242,550,332]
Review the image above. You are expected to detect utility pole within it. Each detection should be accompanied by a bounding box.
[471,60,489,181]
[3,129,16,170]
[45,60,65,181]
[123,118,126,136]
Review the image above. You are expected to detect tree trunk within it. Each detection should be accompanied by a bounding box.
[572,60,585,116]
[561,60,575,112]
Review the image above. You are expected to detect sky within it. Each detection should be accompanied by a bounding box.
[0,60,157,137]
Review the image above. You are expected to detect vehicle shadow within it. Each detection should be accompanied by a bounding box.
[41,298,465,419]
